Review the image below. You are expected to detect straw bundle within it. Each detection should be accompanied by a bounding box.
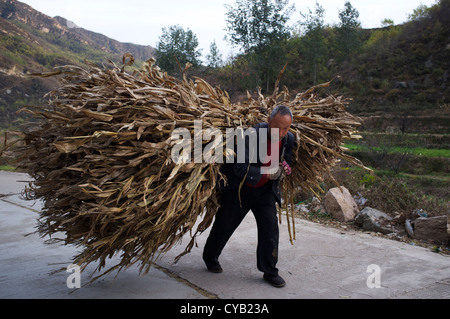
[14,54,366,279]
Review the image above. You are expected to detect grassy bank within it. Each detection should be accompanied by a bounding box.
[296,164,448,220]
[345,143,450,158]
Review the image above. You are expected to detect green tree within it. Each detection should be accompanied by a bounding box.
[335,1,361,60]
[206,40,223,69]
[225,0,294,92]
[381,18,394,27]
[408,3,432,21]
[298,1,327,85]
[225,0,293,53]
[155,25,202,75]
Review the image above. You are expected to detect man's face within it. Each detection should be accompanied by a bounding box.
[268,114,292,140]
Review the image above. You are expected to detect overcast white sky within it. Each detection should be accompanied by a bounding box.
[20,0,438,61]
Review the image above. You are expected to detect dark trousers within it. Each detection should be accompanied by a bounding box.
[203,182,279,276]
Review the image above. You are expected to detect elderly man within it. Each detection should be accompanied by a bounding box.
[203,105,295,288]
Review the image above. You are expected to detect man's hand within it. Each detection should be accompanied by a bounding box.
[281,160,291,176]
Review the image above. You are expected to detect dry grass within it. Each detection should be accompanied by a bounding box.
[9,55,366,280]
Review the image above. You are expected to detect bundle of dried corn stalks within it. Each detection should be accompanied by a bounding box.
[13,54,366,280]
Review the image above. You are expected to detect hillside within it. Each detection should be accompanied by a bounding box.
[339,1,450,134]
[1,0,449,132]
[344,1,450,109]
[0,0,155,128]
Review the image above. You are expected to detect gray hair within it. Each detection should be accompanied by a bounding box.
[270,105,293,121]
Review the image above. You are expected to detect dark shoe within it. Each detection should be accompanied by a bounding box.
[263,274,286,288]
[206,264,223,273]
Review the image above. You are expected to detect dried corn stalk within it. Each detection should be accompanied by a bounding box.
[13,54,367,280]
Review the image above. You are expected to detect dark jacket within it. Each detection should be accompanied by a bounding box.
[218,123,296,205]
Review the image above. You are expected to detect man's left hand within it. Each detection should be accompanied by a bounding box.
[281,160,291,176]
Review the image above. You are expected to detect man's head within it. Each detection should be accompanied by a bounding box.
[267,105,293,140]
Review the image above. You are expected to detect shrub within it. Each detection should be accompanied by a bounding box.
[385,89,402,103]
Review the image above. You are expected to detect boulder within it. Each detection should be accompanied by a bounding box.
[324,187,358,222]
[405,219,414,238]
[414,216,448,244]
[394,81,408,89]
[355,207,394,234]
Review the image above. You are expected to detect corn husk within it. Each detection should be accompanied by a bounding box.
[13,54,367,280]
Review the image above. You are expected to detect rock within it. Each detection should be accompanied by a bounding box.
[414,216,448,244]
[394,81,408,89]
[324,187,358,222]
[405,219,414,238]
[353,192,368,207]
[354,207,394,234]
[327,59,334,68]
[296,202,309,214]
[308,197,325,213]
[413,209,428,218]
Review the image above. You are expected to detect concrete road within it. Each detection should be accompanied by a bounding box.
[1,171,449,299]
